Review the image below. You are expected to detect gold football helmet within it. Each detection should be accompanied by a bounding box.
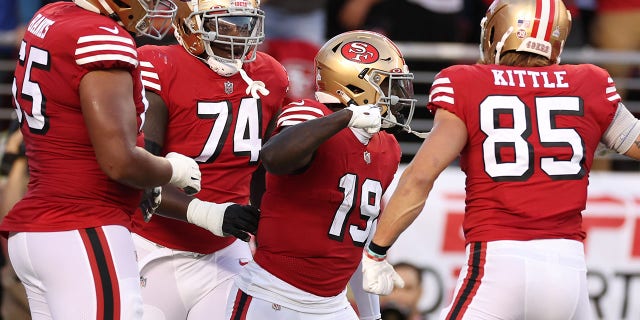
[315,30,417,132]
[173,0,264,75]
[480,0,572,64]
[73,0,177,39]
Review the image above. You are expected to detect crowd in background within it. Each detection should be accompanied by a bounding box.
[0,0,639,319]
[2,0,640,129]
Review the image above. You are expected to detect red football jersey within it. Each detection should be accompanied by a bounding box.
[133,45,289,253]
[253,99,402,297]
[428,63,620,243]
[0,2,146,234]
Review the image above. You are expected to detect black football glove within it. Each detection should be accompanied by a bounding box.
[139,186,162,222]
[222,204,260,242]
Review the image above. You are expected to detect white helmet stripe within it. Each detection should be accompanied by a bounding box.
[533,0,556,41]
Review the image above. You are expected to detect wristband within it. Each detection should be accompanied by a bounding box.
[186,198,229,237]
[366,241,391,261]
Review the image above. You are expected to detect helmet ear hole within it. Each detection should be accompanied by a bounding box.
[345,84,364,95]
[489,27,495,46]
[113,0,130,8]
[181,20,192,35]
[345,84,367,103]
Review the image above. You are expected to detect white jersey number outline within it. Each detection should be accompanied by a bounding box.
[13,41,49,134]
[194,98,262,164]
[328,173,382,246]
[481,95,585,181]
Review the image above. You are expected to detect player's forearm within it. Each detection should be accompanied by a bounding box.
[373,199,425,247]
[102,146,173,189]
[372,167,433,247]
[261,110,351,174]
[155,185,193,222]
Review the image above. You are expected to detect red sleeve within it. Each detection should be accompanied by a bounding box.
[137,45,169,95]
[427,66,466,122]
[273,98,327,134]
[72,23,138,72]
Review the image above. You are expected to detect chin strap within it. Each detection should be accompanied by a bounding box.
[206,56,242,77]
[202,55,270,99]
[381,117,430,139]
[238,68,270,99]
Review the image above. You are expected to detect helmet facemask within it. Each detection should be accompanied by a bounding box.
[73,0,177,40]
[182,4,264,76]
[371,69,416,133]
[136,0,178,40]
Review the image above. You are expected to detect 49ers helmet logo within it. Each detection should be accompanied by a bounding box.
[341,41,379,64]
[231,0,250,7]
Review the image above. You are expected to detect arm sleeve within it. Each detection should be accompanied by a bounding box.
[351,219,381,320]
[349,260,381,320]
[601,102,640,154]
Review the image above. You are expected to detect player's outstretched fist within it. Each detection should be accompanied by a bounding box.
[346,104,381,134]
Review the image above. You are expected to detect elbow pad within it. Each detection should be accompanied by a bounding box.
[602,102,640,154]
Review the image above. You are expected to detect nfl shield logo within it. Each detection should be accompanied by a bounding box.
[224,81,234,95]
[363,151,371,164]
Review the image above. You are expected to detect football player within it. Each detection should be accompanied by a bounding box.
[131,0,288,319]
[362,0,640,319]
[226,30,417,320]
[0,0,203,319]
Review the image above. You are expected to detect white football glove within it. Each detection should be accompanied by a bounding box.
[346,104,381,134]
[165,152,201,195]
[362,250,405,295]
[186,199,232,237]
